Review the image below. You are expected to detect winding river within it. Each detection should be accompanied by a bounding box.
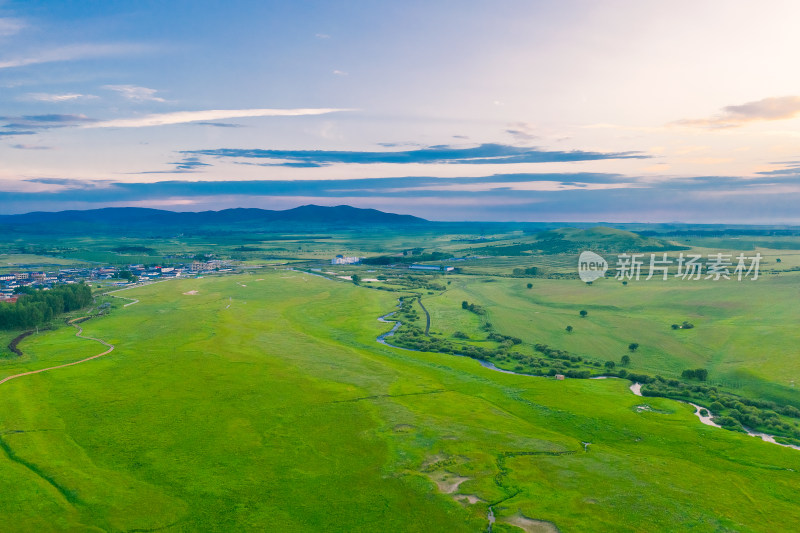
[375,303,799,452]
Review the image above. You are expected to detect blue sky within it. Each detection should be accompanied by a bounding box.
[2,0,800,222]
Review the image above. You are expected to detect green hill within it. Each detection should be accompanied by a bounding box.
[467,226,687,256]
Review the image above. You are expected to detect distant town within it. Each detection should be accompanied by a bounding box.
[1,253,463,304]
[0,260,231,302]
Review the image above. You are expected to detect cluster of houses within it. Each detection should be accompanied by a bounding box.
[0,260,231,302]
[1,269,82,301]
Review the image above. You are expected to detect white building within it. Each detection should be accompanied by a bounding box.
[409,264,454,272]
[332,255,362,265]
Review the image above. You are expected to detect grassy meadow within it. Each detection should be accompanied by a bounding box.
[2,271,800,531]
[421,272,800,406]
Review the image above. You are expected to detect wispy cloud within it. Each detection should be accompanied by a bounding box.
[0,114,95,136]
[332,70,348,76]
[184,143,648,167]
[6,172,800,223]
[23,92,97,102]
[505,122,538,143]
[1,114,96,131]
[0,17,25,37]
[13,173,629,199]
[24,178,112,190]
[9,114,95,123]
[757,161,800,176]
[170,157,210,171]
[84,108,352,128]
[192,122,245,128]
[674,96,800,129]
[11,144,52,150]
[0,43,151,69]
[103,84,165,102]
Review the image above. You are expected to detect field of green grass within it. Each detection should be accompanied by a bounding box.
[0,254,90,272]
[2,271,800,531]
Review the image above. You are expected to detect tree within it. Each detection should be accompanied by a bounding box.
[526,283,533,289]
[579,310,588,318]
[621,354,631,366]
[716,416,739,427]
[682,368,708,381]
[604,360,616,370]
[628,342,639,352]
[351,274,361,285]
[671,324,680,330]
[462,301,469,309]
[565,325,573,333]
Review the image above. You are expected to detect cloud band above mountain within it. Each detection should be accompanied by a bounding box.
[183,143,648,167]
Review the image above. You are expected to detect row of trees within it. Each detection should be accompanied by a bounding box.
[641,377,800,442]
[0,284,92,330]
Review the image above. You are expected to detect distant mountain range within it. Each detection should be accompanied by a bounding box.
[0,205,427,229]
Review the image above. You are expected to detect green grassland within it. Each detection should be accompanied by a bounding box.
[422,272,800,405]
[0,254,90,273]
[2,272,800,531]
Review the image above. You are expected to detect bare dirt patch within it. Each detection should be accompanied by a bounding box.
[428,471,470,494]
[421,454,448,469]
[505,513,560,533]
[183,290,199,295]
[454,494,483,505]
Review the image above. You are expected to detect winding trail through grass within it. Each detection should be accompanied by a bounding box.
[0,317,114,387]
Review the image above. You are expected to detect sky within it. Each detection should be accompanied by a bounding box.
[1,0,800,222]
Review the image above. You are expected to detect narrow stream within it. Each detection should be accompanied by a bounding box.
[376,310,402,344]
[377,306,800,453]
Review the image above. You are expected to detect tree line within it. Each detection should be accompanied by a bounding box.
[0,284,92,330]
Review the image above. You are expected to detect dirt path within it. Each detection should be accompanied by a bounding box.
[113,295,139,307]
[416,297,431,336]
[105,278,173,307]
[0,318,114,387]
[106,288,140,307]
